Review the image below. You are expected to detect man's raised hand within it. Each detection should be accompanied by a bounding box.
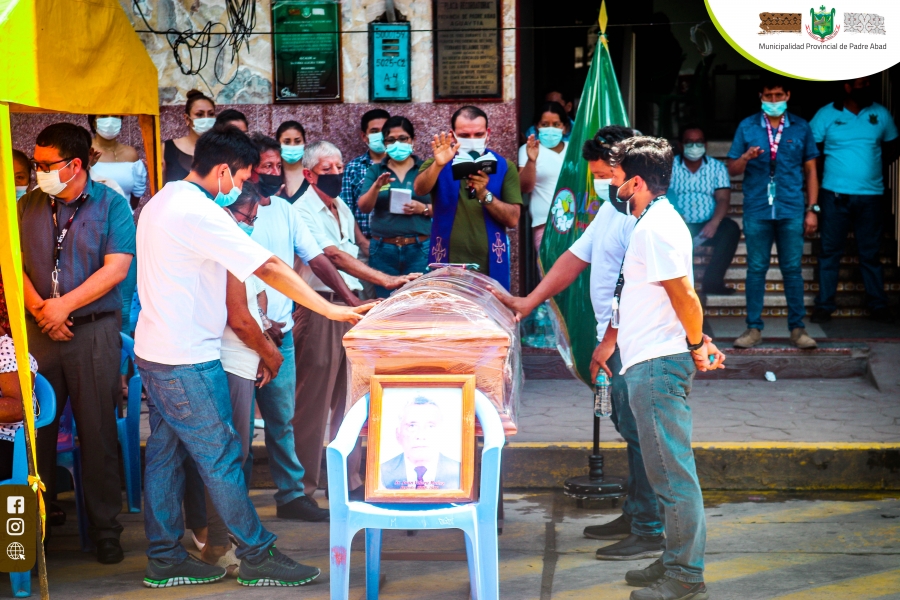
[432,131,460,167]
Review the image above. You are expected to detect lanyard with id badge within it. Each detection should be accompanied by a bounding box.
[50,196,85,298]
[610,196,663,329]
[764,115,785,207]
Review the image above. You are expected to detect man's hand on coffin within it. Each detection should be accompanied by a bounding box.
[384,273,421,290]
[432,131,461,167]
[256,363,275,388]
[325,301,377,323]
[487,284,535,320]
[591,336,616,381]
[265,320,286,347]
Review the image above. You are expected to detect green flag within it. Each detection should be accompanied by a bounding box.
[538,1,630,386]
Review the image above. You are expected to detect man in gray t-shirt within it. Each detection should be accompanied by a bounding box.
[19,123,134,564]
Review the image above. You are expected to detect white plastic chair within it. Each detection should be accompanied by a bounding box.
[327,390,505,600]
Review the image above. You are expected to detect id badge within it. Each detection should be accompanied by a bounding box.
[50,268,61,299]
[767,178,776,206]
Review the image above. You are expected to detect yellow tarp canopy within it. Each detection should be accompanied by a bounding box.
[0,0,161,551]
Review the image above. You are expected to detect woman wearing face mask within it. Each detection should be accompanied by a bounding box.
[356,116,432,298]
[163,89,216,184]
[518,102,570,251]
[88,115,147,211]
[275,120,309,203]
[12,149,32,201]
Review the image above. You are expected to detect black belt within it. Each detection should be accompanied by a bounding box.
[67,311,116,328]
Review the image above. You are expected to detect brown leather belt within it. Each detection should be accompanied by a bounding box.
[375,234,429,247]
[317,291,342,303]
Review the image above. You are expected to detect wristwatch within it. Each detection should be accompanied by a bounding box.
[480,191,494,205]
[806,204,820,213]
[686,336,704,352]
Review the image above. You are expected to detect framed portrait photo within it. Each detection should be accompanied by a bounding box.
[365,374,476,503]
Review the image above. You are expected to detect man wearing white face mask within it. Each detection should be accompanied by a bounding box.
[19,122,135,564]
[413,105,523,290]
[669,125,739,296]
[490,127,673,564]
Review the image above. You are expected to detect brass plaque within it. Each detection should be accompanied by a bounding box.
[434,0,502,100]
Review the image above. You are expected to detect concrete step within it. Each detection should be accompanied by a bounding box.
[704,292,817,307]
[717,266,816,281]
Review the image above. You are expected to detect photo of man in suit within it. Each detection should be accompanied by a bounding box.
[380,396,462,490]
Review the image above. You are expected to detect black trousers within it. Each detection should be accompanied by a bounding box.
[29,315,124,541]
[688,218,741,293]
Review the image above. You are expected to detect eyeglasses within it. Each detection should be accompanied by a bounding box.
[230,208,258,225]
[385,136,412,144]
[31,158,72,173]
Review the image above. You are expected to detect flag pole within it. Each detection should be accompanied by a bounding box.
[562,0,627,508]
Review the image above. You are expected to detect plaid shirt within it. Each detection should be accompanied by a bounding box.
[342,153,375,237]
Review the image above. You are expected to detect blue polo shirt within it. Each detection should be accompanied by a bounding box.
[727,112,819,220]
[18,177,136,317]
[810,101,898,195]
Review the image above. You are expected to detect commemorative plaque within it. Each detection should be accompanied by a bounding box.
[272,0,341,103]
[433,0,502,100]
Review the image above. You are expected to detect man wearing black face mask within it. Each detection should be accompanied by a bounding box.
[237,134,361,520]
[291,141,421,499]
[810,77,900,324]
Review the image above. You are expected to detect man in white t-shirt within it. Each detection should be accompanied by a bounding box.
[493,127,674,564]
[598,137,724,600]
[135,126,369,589]
[292,141,420,499]
[248,133,359,522]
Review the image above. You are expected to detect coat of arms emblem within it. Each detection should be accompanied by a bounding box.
[808,6,840,41]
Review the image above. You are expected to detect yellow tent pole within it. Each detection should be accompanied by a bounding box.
[0,102,49,598]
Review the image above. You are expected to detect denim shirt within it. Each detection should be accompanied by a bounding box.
[727,112,819,220]
[18,177,136,317]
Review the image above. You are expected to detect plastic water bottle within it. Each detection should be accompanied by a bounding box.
[594,372,611,418]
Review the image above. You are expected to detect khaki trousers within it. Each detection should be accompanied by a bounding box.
[292,302,363,496]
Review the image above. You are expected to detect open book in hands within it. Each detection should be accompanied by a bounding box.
[451,153,498,180]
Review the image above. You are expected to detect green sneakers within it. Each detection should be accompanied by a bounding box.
[143,555,226,588]
[237,546,321,587]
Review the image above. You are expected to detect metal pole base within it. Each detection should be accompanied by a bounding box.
[563,452,627,506]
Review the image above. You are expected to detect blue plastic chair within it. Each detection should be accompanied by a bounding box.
[327,391,505,600]
[0,374,57,598]
[56,400,90,552]
[118,333,142,513]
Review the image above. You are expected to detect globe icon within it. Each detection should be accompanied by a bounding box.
[7,542,24,561]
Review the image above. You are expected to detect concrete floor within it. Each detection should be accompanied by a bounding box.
[8,489,899,600]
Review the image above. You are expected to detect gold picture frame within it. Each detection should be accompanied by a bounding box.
[365,374,476,503]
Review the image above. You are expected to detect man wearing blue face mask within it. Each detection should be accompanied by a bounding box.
[493,127,686,565]
[727,77,820,350]
[342,109,391,299]
[669,125,740,296]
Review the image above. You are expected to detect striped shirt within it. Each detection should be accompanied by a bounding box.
[668,155,731,224]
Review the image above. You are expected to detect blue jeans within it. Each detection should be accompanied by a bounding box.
[368,238,430,298]
[137,358,276,563]
[815,190,888,312]
[624,354,705,583]
[608,349,663,537]
[252,333,307,506]
[743,216,807,331]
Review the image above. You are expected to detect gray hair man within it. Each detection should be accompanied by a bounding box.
[291,140,421,498]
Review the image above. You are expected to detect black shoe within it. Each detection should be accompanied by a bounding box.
[583,514,632,540]
[276,495,329,522]
[630,576,709,600]
[626,559,667,587]
[238,546,321,587]
[810,308,833,324]
[867,307,897,324]
[96,538,124,564]
[596,533,664,561]
[144,555,226,588]
[703,287,736,296]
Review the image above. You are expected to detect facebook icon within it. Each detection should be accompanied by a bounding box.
[6,497,24,515]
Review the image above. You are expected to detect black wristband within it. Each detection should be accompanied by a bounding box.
[686,336,704,352]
